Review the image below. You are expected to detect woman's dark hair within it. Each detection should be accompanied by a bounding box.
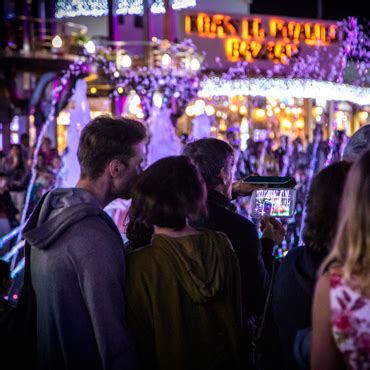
[302,160,352,253]
[77,115,146,179]
[183,138,234,188]
[129,156,207,233]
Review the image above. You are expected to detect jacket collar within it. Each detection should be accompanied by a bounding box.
[207,189,236,212]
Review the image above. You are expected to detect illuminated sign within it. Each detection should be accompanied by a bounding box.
[185,13,338,64]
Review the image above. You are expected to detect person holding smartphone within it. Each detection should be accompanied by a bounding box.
[183,138,285,367]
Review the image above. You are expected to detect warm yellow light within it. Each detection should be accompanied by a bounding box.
[255,108,265,118]
[296,119,304,129]
[297,107,303,114]
[282,119,292,128]
[314,106,323,115]
[205,105,215,116]
[285,107,291,114]
[266,105,272,110]
[274,107,281,114]
[230,104,238,112]
[219,119,227,131]
[270,100,277,107]
[359,111,369,121]
[267,110,273,117]
[117,87,124,94]
[57,111,70,126]
[52,35,63,48]
[336,111,345,119]
[185,105,196,116]
[280,103,286,109]
[90,87,97,94]
[239,106,247,115]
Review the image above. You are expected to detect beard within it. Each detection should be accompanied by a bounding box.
[111,173,137,200]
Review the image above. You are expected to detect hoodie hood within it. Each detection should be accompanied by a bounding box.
[23,188,103,250]
[151,229,228,304]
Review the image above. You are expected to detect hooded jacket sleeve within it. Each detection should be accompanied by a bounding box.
[72,216,138,370]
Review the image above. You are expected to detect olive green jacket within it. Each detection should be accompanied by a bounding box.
[125,229,243,370]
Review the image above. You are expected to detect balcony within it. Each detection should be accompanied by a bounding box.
[0,16,88,71]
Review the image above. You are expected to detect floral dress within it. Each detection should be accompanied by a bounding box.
[330,273,370,369]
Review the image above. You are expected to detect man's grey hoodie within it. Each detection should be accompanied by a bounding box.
[22,188,137,370]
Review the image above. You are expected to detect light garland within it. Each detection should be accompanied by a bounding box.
[150,0,166,14]
[55,0,108,18]
[199,77,370,106]
[56,0,196,17]
[172,0,196,10]
[116,0,144,15]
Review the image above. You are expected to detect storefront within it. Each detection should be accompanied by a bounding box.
[175,11,370,145]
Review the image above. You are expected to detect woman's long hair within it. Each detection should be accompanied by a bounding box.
[302,161,352,253]
[321,150,370,293]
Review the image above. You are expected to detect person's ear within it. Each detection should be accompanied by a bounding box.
[217,167,227,186]
[108,159,125,178]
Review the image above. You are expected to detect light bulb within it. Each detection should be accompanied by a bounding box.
[85,40,96,54]
[52,35,63,48]
[161,53,172,66]
[190,58,201,71]
[120,54,132,68]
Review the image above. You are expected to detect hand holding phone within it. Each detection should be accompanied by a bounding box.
[261,217,286,245]
[232,178,267,198]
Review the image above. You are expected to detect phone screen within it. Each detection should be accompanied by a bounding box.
[251,189,296,218]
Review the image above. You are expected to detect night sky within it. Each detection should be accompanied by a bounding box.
[250,0,368,22]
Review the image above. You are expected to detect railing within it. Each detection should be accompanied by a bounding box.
[0,16,88,57]
[90,38,203,76]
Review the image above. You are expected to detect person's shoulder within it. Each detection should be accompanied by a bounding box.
[208,201,255,229]
[127,245,156,265]
[284,246,305,261]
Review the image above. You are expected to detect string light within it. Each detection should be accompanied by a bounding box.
[55,0,197,17]
[172,0,196,10]
[151,0,166,13]
[55,0,108,18]
[199,77,370,106]
[116,0,144,15]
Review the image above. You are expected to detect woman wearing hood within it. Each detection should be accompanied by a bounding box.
[125,156,243,370]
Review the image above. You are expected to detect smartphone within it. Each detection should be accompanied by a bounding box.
[243,176,296,188]
[250,188,297,218]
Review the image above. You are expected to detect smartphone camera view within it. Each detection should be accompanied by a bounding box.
[251,189,296,218]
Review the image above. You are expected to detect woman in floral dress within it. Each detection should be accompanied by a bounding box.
[312,150,370,370]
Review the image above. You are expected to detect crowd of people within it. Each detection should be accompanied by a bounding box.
[0,134,60,241]
[0,115,369,370]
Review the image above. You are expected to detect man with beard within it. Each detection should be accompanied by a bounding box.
[21,116,146,370]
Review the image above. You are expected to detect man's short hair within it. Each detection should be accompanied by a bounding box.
[183,138,234,188]
[77,115,146,179]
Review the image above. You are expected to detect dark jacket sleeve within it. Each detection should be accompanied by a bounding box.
[226,218,272,317]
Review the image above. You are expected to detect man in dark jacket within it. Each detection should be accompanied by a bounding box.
[183,138,285,366]
[20,116,146,370]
